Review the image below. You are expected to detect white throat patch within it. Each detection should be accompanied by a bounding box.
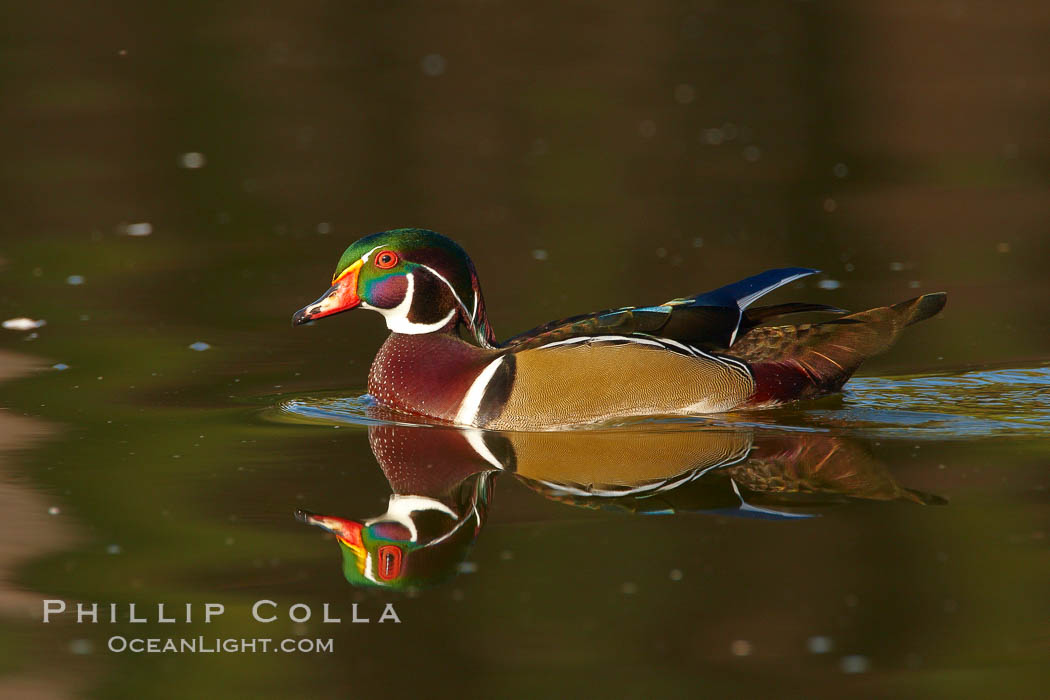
[362,271,456,334]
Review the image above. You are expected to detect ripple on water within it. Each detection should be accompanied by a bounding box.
[271,365,1050,439]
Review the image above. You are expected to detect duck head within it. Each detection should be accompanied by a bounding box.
[292,228,496,346]
[296,473,493,590]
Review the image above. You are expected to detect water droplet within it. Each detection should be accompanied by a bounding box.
[421,53,446,76]
[69,639,94,655]
[177,152,206,169]
[730,640,752,656]
[840,655,870,673]
[124,222,152,236]
[3,317,46,330]
[807,635,834,654]
[703,128,724,145]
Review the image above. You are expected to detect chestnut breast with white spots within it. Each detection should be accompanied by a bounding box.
[367,333,497,423]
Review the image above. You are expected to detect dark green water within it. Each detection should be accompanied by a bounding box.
[2,2,1049,698]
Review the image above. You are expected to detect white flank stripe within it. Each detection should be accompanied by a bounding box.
[454,357,505,426]
[464,428,505,470]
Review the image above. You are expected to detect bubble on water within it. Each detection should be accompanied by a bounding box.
[817,279,841,290]
[889,261,905,271]
[669,568,683,581]
[69,639,94,655]
[65,275,85,285]
[456,561,478,574]
[531,249,549,261]
[823,198,837,212]
[421,53,446,76]
[674,83,696,104]
[655,247,668,258]
[742,145,761,162]
[840,655,871,673]
[48,506,61,515]
[620,582,638,595]
[639,120,657,139]
[3,317,46,330]
[124,222,152,236]
[52,363,69,370]
[188,341,211,351]
[106,544,122,555]
[692,237,704,248]
[909,280,921,288]
[807,635,834,654]
[177,152,206,169]
[844,263,855,272]
[833,162,849,178]
[996,242,1011,253]
[316,222,332,234]
[730,640,752,656]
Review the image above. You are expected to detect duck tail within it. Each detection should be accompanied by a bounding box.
[735,292,946,407]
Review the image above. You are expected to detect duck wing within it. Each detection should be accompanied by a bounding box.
[501,267,838,351]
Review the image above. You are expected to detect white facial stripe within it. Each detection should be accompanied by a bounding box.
[361,272,457,334]
[416,262,490,344]
[359,245,384,264]
[454,357,506,427]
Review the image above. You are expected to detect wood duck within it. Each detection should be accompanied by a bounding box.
[298,423,944,588]
[293,228,947,430]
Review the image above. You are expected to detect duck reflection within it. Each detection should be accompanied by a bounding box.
[299,425,943,589]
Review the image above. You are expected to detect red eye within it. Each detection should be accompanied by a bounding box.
[375,251,399,269]
[377,545,402,580]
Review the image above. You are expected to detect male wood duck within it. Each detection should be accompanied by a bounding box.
[293,228,946,430]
